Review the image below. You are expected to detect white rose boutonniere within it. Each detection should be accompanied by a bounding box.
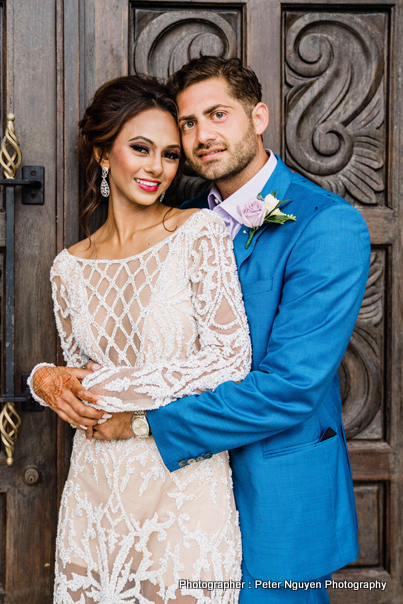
[237,190,296,248]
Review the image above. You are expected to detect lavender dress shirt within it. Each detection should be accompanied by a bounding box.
[207,150,277,240]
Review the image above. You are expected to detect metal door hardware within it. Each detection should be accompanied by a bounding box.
[0,114,45,465]
[23,467,41,485]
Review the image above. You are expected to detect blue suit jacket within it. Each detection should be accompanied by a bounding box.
[148,157,371,581]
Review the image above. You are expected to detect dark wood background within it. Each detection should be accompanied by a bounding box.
[0,1,401,602]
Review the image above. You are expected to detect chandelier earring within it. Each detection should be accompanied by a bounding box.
[100,166,110,198]
[159,191,165,203]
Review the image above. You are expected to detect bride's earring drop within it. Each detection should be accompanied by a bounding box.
[100,166,110,197]
[159,191,165,203]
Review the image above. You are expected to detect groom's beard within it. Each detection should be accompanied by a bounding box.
[186,120,259,183]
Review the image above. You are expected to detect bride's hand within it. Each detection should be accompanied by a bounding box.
[32,365,108,428]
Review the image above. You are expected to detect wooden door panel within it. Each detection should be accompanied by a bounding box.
[280,2,401,601]
[354,483,386,567]
[131,6,242,78]
[340,250,385,441]
[0,0,60,602]
[284,11,388,208]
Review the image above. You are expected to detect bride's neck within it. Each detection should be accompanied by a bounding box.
[101,195,166,245]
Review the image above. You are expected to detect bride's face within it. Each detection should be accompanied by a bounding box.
[101,108,181,207]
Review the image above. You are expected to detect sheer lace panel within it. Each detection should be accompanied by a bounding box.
[81,246,170,367]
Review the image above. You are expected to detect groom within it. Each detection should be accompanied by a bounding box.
[146,57,370,602]
[53,57,370,601]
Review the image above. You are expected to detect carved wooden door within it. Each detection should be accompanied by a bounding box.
[0,1,62,602]
[56,1,403,603]
[283,9,398,603]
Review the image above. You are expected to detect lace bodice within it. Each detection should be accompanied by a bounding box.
[30,210,251,412]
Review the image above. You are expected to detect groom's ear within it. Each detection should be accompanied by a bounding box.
[252,102,269,136]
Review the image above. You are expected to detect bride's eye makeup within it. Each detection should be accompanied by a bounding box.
[129,141,180,161]
[163,150,180,161]
[130,143,149,154]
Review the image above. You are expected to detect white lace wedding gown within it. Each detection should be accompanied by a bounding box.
[30,210,251,604]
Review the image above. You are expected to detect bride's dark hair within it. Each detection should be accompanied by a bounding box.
[77,75,182,237]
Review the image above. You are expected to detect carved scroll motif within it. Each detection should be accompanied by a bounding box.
[134,11,238,81]
[285,13,386,206]
[340,252,384,438]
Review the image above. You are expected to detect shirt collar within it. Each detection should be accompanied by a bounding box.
[207,150,277,223]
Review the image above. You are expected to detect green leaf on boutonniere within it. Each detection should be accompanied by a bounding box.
[245,227,259,249]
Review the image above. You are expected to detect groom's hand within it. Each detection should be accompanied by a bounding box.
[85,360,101,372]
[88,411,134,441]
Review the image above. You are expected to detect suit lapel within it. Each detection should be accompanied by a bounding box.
[233,157,293,269]
[233,224,261,270]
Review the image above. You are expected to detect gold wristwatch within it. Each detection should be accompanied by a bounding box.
[131,410,150,438]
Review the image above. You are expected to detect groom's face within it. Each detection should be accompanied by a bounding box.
[177,77,259,182]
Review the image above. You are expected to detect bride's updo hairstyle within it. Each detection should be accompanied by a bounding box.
[77,75,181,237]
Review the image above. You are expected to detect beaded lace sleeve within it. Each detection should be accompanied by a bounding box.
[82,221,251,411]
[50,262,91,367]
[27,260,90,406]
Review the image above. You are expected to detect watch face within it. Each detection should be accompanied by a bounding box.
[132,417,149,437]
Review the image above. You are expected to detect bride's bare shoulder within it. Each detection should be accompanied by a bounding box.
[67,233,99,259]
[165,207,201,230]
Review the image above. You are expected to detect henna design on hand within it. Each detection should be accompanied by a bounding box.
[33,366,79,408]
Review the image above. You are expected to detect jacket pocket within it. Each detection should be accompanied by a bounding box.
[242,278,273,296]
[262,428,336,458]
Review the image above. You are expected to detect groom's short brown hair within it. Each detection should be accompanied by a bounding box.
[168,56,262,113]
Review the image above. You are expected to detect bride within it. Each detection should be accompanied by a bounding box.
[28,75,251,603]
